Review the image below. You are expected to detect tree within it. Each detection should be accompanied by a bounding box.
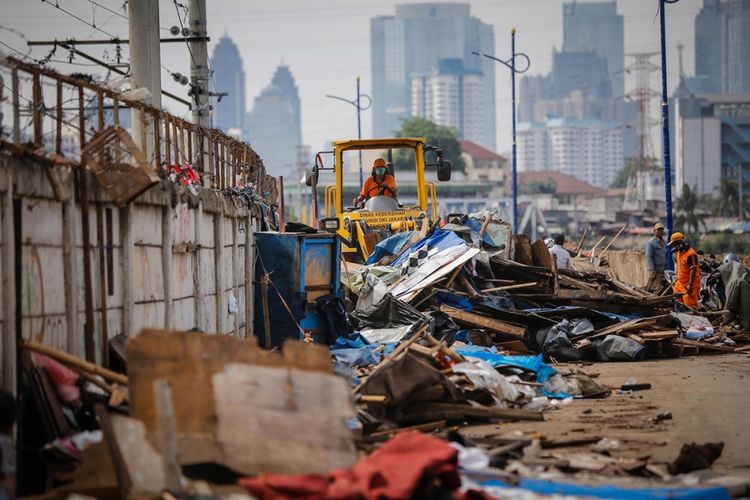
[610,157,659,189]
[711,179,750,217]
[674,184,705,233]
[525,179,557,194]
[392,117,466,173]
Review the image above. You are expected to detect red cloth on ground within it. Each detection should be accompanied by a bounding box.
[239,431,461,499]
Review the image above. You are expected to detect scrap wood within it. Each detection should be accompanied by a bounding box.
[599,223,629,257]
[366,421,447,439]
[24,339,128,385]
[574,227,590,256]
[639,330,679,341]
[672,338,736,353]
[482,281,539,293]
[577,315,670,341]
[400,402,544,424]
[439,305,526,339]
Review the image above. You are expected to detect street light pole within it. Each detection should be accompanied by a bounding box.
[511,28,518,234]
[325,77,372,187]
[660,0,678,269]
[473,29,530,234]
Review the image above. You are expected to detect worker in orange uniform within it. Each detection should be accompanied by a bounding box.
[353,158,398,206]
[667,232,701,309]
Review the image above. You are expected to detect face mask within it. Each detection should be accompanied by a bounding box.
[375,168,386,176]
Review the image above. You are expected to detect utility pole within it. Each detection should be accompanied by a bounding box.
[189,0,210,129]
[472,29,530,234]
[659,0,676,269]
[325,79,371,187]
[128,0,162,159]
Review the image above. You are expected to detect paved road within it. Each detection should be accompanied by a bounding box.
[464,353,750,478]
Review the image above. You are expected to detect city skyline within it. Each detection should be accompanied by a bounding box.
[1,0,706,157]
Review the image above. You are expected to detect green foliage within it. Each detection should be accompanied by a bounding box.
[392,117,466,173]
[610,157,659,189]
[525,179,557,194]
[674,184,706,234]
[709,179,750,217]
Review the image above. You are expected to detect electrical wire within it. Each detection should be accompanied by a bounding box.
[40,0,121,40]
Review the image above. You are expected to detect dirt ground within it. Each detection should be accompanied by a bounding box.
[464,353,750,478]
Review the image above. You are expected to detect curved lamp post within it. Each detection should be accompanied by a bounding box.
[473,28,530,233]
[325,76,372,186]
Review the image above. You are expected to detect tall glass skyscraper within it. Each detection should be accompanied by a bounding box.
[562,1,624,99]
[246,65,302,177]
[210,35,246,134]
[371,3,496,149]
[693,0,750,94]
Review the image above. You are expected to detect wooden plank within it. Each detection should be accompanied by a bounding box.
[482,281,538,293]
[126,330,337,467]
[401,402,544,422]
[24,339,128,385]
[671,338,735,352]
[639,330,678,340]
[153,379,181,492]
[440,305,526,338]
[530,238,552,269]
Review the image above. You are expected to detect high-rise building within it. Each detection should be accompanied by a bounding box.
[693,0,750,94]
[518,118,623,189]
[246,66,303,177]
[371,3,495,149]
[674,94,750,198]
[210,35,246,134]
[724,0,750,94]
[412,59,484,144]
[551,50,611,100]
[694,0,722,93]
[562,1,624,99]
[271,65,302,147]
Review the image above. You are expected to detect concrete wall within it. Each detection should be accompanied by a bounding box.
[0,153,259,391]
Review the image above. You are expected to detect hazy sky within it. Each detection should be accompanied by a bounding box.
[1,0,703,157]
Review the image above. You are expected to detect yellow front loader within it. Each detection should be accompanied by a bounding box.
[306,137,452,262]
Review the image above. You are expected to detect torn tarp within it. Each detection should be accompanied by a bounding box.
[366,231,417,265]
[349,293,424,331]
[390,229,467,268]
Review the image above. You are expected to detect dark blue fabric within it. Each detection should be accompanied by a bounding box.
[366,231,417,264]
[435,291,473,311]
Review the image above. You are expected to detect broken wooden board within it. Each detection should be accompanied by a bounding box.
[638,330,679,341]
[439,305,526,339]
[213,363,356,474]
[126,329,356,474]
[513,234,533,266]
[530,238,553,270]
[671,338,736,353]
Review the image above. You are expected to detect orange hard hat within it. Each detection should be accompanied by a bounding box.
[668,232,684,246]
[373,158,386,168]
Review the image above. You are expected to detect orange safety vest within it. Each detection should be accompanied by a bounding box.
[360,174,397,199]
[674,247,700,308]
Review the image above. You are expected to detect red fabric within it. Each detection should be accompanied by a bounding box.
[32,353,80,403]
[239,431,461,499]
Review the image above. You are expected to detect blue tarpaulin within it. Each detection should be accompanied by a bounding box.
[435,291,473,311]
[390,229,467,268]
[454,346,570,398]
[366,231,417,265]
[462,473,730,500]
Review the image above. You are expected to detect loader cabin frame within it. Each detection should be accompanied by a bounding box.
[308,138,451,260]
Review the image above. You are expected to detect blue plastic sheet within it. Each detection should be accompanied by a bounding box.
[454,346,569,398]
[462,473,730,500]
[390,229,467,268]
[330,333,397,369]
[435,291,473,311]
[366,231,417,264]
